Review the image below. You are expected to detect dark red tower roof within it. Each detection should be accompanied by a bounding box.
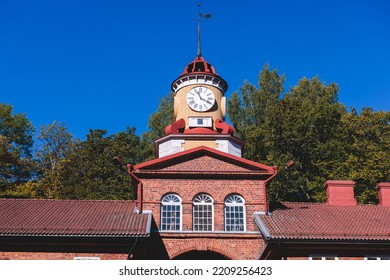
[181,56,218,76]
[171,55,228,93]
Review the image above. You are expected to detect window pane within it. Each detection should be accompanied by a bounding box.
[193,194,213,231]
[161,194,181,231]
[224,195,245,232]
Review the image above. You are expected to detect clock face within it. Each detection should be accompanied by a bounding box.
[186,86,216,112]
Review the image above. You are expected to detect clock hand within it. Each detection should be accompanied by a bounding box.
[196,92,213,104]
[199,96,213,105]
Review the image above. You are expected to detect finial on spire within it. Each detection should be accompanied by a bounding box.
[197,3,212,58]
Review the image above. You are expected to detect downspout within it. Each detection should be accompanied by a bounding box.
[263,166,278,215]
[126,164,143,214]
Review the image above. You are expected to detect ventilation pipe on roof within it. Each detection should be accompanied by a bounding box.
[325,180,357,206]
[376,182,390,206]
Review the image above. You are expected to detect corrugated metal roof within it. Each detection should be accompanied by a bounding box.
[256,202,390,241]
[0,199,150,237]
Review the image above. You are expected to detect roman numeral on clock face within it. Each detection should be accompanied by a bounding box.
[186,86,216,112]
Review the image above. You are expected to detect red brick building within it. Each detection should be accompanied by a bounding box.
[131,145,276,259]
[0,53,389,260]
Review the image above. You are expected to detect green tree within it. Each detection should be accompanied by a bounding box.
[325,108,390,203]
[264,77,344,201]
[0,103,36,196]
[35,121,75,198]
[57,128,142,200]
[141,92,174,160]
[228,64,285,162]
[228,69,352,202]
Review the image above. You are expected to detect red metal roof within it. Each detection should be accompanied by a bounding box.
[170,56,228,93]
[0,199,150,237]
[255,202,390,241]
[180,56,218,76]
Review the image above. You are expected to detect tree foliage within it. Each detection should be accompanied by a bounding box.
[228,64,285,162]
[57,128,142,200]
[228,65,389,204]
[0,103,36,195]
[324,108,390,204]
[141,92,174,161]
[1,116,143,200]
[264,77,344,201]
[34,121,75,198]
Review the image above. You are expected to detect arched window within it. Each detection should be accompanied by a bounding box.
[224,194,246,232]
[193,193,213,231]
[161,194,182,231]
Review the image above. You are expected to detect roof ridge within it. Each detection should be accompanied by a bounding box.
[278,201,382,207]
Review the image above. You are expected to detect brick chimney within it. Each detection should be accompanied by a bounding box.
[325,180,357,206]
[376,182,390,206]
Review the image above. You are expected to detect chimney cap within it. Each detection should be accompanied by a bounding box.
[325,180,355,186]
[376,182,390,189]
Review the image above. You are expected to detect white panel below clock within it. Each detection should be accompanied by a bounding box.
[216,140,242,157]
[159,139,185,158]
[188,117,213,128]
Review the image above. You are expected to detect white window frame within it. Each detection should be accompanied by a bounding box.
[73,257,100,260]
[224,194,246,232]
[188,116,213,128]
[193,193,214,231]
[309,255,338,260]
[365,256,390,260]
[161,194,182,231]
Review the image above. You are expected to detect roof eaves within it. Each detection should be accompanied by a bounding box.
[253,212,272,240]
[260,232,390,242]
[0,232,150,238]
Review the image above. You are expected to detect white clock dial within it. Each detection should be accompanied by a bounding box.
[186,86,215,112]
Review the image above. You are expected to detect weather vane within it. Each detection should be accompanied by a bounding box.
[197,3,212,58]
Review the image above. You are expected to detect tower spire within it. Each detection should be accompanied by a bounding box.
[197,3,211,58]
[197,3,201,58]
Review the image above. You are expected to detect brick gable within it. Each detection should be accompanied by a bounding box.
[134,146,276,180]
[160,155,259,172]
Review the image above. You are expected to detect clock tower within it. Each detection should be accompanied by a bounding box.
[155,54,244,158]
[154,5,243,158]
[171,55,227,130]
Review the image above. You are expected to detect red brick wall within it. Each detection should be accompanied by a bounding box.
[160,156,256,172]
[160,233,266,260]
[0,252,127,260]
[142,178,266,232]
[139,173,267,259]
[135,150,272,259]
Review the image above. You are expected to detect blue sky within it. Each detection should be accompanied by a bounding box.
[1,0,389,140]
